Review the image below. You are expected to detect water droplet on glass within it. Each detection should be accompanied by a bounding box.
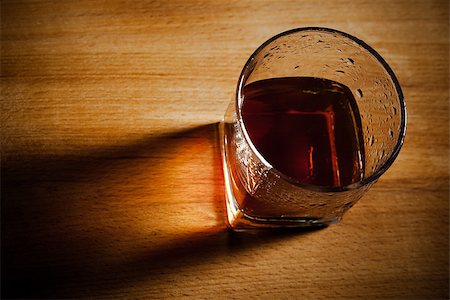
[356,89,363,98]
[392,107,397,115]
[389,128,394,138]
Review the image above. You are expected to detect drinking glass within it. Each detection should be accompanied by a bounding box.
[220,27,407,230]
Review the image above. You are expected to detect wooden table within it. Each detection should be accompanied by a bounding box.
[2,0,448,298]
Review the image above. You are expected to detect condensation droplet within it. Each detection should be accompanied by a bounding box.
[263,53,270,59]
[356,89,363,98]
[336,70,345,74]
[392,107,397,115]
[294,65,300,69]
[369,135,375,146]
[389,128,394,138]
[348,58,354,64]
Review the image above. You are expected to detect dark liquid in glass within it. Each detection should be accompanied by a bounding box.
[241,77,365,188]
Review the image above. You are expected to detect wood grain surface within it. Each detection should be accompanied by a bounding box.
[1,0,448,298]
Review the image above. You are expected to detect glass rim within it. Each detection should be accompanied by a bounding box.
[235,27,407,192]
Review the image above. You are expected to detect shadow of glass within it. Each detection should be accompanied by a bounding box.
[1,123,324,298]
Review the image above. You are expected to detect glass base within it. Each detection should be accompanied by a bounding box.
[223,164,334,231]
[220,121,337,231]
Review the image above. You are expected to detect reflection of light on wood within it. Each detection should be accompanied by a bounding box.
[137,124,225,236]
[68,125,224,257]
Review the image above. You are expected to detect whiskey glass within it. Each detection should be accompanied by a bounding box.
[220,27,406,230]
